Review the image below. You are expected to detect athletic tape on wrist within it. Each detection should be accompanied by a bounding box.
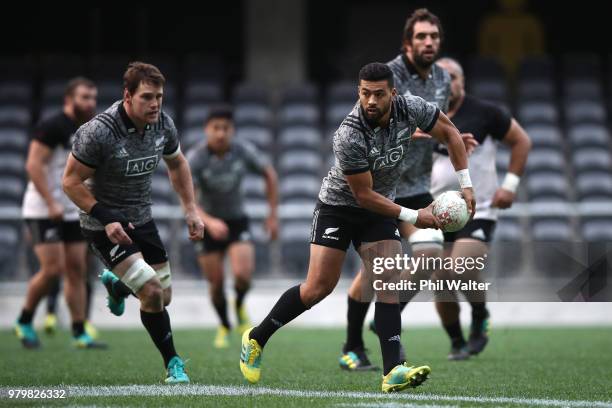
[456,169,473,189]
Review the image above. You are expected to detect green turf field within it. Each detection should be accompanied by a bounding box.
[1,326,611,407]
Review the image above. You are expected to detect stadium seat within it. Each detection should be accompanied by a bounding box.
[183,104,211,128]
[488,218,524,277]
[0,224,20,278]
[517,79,555,102]
[572,148,612,173]
[564,101,606,124]
[0,176,25,203]
[567,124,610,149]
[280,221,312,276]
[467,56,505,80]
[0,81,32,104]
[234,104,273,127]
[182,127,204,151]
[0,154,25,178]
[531,218,577,277]
[280,175,320,201]
[0,128,28,153]
[280,83,319,104]
[242,175,266,199]
[90,54,132,80]
[517,56,554,80]
[575,172,612,201]
[278,103,320,126]
[516,101,559,125]
[40,54,87,81]
[525,125,564,150]
[0,106,30,128]
[525,148,565,174]
[327,81,357,104]
[184,81,224,104]
[233,84,270,105]
[526,172,570,201]
[278,126,321,151]
[564,79,603,100]
[326,102,357,128]
[581,219,612,242]
[278,150,323,176]
[235,125,274,151]
[469,80,508,104]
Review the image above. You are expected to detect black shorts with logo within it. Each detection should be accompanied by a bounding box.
[195,217,251,254]
[25,219,84,245]
[82,219,168,269]
[443,219,496,243]
[310,200,401,251]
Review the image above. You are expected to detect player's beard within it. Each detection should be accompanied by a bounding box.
[364,104,390,128]
[73,105,96,125]
[413,49,437,70]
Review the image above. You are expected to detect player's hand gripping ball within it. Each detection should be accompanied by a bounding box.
[432,191,470,232]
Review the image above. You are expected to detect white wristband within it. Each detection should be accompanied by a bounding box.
[501,172,520,194]
[398,206,418,225]
[456,169,473,188]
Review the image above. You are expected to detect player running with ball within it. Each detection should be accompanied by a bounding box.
[239,62,475,393]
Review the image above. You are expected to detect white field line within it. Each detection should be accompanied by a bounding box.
[2,385,610,407]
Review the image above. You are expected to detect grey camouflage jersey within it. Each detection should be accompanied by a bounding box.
[387,54,451,198]
[318,95,439,208]
[187,140,267,220]
[72,101,181,231]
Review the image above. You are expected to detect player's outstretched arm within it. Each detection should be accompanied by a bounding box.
[492,119,532,208]
[164,152,205,240]
[345,171,440,229]
[428,112,475,217]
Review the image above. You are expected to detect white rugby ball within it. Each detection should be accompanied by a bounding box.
[432,191,469,232]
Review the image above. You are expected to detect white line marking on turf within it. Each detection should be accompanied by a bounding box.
[2,385,611,408]
[335,403,459,408]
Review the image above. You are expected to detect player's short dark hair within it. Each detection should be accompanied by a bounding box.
[64,77,96,97]
[205,104,233,125]
[403,8,444,45]
[123,62,165,95]
[358,63,394,88]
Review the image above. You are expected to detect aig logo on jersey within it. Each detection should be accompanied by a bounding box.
[372,145,404,171]
[125,155,159,177]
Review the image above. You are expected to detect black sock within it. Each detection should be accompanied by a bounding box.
[140,309,178,367]
[111,279,133,299]
[344,296,370,351]
[18,309,34,325]
[212,292,231,329]
[72,321,85,337]
[443,320,466,348]
[470,302,489,332]
[235,283,249,311]
[399,301,408,313]
[375,302,402,375]
[85,280,93,319]
[250,285,309,348]
[46,278,60,314]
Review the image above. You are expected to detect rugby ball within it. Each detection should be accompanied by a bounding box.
[432,191,469,232]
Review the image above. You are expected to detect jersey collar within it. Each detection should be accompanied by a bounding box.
[118,102,151,134]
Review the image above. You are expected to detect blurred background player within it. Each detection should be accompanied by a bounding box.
[62,62,205,383]
[15,77,104,349]
[187,105,278,348]
[431,57,531,360]
[42,274,97,338]
[240,63,474,393]
[340,8,477,370]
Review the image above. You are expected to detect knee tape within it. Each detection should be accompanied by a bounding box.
[121,258,157,293]
[408,228,444,251]
[155,263,172,289]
